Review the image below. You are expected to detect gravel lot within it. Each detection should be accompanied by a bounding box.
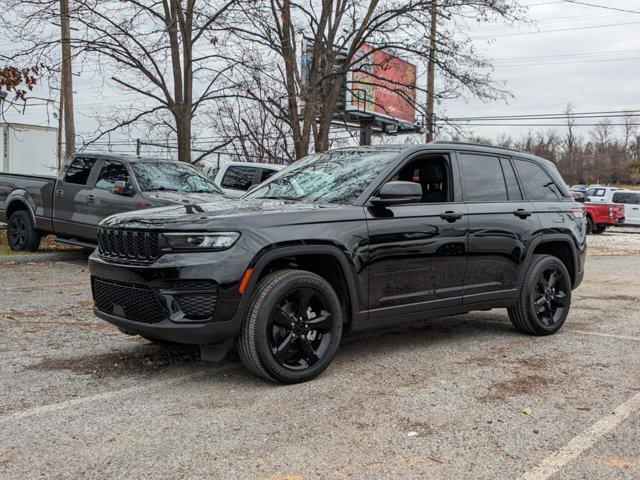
[1,233,640,479]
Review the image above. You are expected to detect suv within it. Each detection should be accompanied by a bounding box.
[89,143,586,384]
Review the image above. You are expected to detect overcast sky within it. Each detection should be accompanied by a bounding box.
[4,0,640,152]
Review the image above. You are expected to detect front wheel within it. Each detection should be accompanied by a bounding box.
[237,269,343,384]
[7,210,42,252]
[593,224,607,234]
[508,254,572,336]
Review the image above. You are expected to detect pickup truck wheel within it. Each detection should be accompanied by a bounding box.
[508,254,571,336]
[586,216,594,234]
[593,225,607,234]
[237,269,343,384]
[7,210,42,252]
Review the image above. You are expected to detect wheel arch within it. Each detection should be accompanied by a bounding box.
[6,195,36,224]
[238,244,363,330]
[520,234,579,288]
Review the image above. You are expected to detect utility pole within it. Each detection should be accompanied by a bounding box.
[425,0,437,143]
[60,0,75,159]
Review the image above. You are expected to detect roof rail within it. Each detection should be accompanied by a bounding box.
[430,140,525,155]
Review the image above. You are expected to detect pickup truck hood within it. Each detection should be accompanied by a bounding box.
[142,190,225,205]
[100,197,339,230]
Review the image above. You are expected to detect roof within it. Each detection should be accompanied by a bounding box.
[71,152,180,164]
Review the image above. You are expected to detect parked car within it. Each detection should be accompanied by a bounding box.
[209,161,286,197]
[585,186,621,203]
[89,143,586,384]
[611,190,640,227]
[0,153,224,251]
[584,202,625,234]
[570,184,587,191]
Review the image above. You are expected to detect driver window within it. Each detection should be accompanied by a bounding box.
[392,156,450,203]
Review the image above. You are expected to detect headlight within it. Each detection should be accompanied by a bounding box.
[163,232,240,251]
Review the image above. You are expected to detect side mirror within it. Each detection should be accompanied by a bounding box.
[370,181,422,206]
[112,180,134,196]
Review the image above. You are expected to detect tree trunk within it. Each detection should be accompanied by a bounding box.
[60,0,75,158]
[174,106,192,162]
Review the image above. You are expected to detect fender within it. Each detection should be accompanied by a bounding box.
[517,233,581,289]
[236,244,365,326]
[5,191,37,224]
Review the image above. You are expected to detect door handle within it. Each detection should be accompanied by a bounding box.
[513,208,532,219]
[439,211,463,222]
[55,190,64,198]
[87,194,95,204]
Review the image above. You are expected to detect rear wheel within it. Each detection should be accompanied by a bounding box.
[237,269,343,384]
[586,216,594,234]
[593,224,607,234]
[508,254,571,336]
[7,210,42,252]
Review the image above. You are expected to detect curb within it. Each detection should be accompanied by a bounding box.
[0,250,88,265]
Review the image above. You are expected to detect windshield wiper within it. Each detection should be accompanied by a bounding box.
[146,186,180,192]
[258,195,300,201]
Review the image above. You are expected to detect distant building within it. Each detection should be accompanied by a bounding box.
[0,123,59,176]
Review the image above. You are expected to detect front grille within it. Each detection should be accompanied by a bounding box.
[97,228,160,262]
[92,277,166,323]
[169,281,218,320]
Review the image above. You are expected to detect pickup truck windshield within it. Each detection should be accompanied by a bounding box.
[244,149,400,205]
[131,162,222,194]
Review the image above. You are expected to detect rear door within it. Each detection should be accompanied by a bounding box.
[53,156,100,240]
[459,153,541,303]
[87,159,142,235]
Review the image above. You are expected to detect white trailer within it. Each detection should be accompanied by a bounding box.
[0,123,59,176]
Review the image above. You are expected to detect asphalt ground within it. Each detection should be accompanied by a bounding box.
[1,231,639,479]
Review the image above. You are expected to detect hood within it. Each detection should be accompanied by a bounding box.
[100,196,340,230]
[142,190,226,205]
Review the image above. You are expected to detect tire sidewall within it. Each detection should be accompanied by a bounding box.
[253,273,343,383]
[524,256,572,334]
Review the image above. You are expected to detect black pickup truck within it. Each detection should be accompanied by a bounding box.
[89,143,587,384]
[0,153,223,251]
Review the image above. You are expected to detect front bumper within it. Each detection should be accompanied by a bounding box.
[89,250,249,345]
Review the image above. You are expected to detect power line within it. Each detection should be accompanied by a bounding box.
[445,109,640,121]
[563,0,640,15]
[493,56,640,67]
[473,20,640,38]
[446,123,639,127]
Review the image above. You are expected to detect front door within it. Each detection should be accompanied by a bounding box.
[365,154,468,320]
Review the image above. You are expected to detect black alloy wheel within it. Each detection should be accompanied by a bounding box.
[237,269,343,384]
[7,210,42,252]
[508,254,572,335]
[8,214,27,249]
[268,287,334,370]
[532,265,569,327]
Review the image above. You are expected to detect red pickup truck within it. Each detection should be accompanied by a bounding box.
[585,202,625,234]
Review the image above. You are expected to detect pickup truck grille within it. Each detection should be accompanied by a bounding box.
[97,228,160,262]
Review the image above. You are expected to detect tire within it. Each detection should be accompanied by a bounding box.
[593,225,607,234]
[237,269,343,384]
[508,254,572,336]
[7,210,42,252]
[586,216,594,234]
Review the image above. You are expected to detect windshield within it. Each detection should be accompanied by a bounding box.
[131,161,222,194]
[243,149,400,204]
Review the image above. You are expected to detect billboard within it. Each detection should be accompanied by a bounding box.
[345,44,417,125]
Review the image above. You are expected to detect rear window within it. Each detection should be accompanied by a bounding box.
[613,192,640,204]
[221,166,257,191]
[458,153,508,202]
[513,159,562,201]
[64,157,96,185]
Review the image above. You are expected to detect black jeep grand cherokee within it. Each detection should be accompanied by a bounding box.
[90,143,586,383]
